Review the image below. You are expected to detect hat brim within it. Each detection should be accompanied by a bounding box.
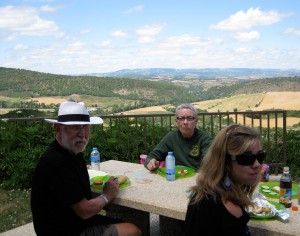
[45,117,103,125]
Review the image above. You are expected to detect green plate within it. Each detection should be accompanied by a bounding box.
[249,200,285,219]
[91,175,131,191]
[157,165,196,179]
[259,182,298,199]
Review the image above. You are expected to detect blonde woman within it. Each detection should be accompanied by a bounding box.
[185,124,265,235]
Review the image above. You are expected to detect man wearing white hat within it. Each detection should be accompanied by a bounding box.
[31,101,141,236]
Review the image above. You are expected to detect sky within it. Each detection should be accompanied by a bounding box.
[0,0,300,75]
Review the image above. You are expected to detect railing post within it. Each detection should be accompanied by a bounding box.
[282,111,287,165]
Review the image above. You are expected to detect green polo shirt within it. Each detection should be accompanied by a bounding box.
[145,128,212,169]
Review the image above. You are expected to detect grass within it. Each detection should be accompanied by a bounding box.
[0,186,32,233]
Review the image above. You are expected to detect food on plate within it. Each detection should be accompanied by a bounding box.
[269,192,277,195]
[117,175,128,185]
[248,204,262,214]
[292,206,298,211]
[248,204,271,214]
[262,189,270,193]
[262,206,272,213]
[272,186,280,193]
[178,169,188,175]
[261,185,270,190]
[93,180,103,185]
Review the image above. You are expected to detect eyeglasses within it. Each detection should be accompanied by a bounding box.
[176,116,196,121]
[227,150,266,166]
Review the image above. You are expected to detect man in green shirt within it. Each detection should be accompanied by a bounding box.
[144,103,212,170]
[144,103,212,236]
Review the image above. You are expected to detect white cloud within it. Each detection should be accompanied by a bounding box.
[233,31,261,42]
[125,5,144,14]
[13,44,28,50]
[284,28,300,36]
[210,8,290,31]
[100,40,112,47]
[136,24,166,36]
[3,34,18,42]
[138,36,155,44]
[80,28,92,35]
[164,34,212,47]
[0,6,63,37]
[40,5,58,12]
[236,47,252,53]
[111,30,127,38]
[61,41,88,55]
[69,41,86,48]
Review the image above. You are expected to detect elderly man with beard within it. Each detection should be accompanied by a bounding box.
[31,101,141,236]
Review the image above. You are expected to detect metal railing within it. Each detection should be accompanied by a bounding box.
[3,110,287,174]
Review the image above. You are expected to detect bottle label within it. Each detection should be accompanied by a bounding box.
[166,169,175,175]
[279,188,292,205]
[91,156,100,162]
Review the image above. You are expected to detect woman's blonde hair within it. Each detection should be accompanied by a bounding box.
[189,124,262,207]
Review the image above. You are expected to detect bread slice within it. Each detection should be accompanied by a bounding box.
[117,175,128,185]
[272,186,280,193]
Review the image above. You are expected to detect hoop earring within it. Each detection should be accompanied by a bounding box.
[222,173,233,190]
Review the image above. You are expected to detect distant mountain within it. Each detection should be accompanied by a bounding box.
[88,68,300,79]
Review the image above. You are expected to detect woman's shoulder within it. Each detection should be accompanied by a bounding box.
[189,194,221,211]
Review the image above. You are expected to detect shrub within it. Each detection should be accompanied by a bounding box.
[1,118,299,190]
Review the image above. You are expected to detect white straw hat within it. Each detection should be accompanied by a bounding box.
[45,101,103,125]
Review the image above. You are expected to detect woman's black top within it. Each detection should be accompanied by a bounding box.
[184,194,250,236]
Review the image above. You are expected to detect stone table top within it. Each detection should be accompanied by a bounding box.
[91,160,300,236]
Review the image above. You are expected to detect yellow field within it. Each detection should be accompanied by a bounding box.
[123,92,300,128]
[193,92,300,112]
[25,95,135,108]
[121,105,172,115]
[228,115,300,128]
[26,97,67,104]
[252,92,300,111]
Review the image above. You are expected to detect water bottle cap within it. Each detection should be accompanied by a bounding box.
[167,151,173,155]
[93,147,97,151]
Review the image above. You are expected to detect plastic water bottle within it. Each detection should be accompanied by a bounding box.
[279,166,292,208]
[165,151,175,181]
[90,147,100,171]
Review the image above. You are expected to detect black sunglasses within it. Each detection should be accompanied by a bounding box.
[227,150,266,166]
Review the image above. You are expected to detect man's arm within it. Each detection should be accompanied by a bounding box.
[71,176,119,219]
[144,132,174,170]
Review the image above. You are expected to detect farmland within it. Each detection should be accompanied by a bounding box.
[123,92,300,128]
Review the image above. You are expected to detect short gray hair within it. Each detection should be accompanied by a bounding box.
[175,103,198,117]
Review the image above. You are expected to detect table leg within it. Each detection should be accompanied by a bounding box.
[159,215,184,236]
[105,204,150,236]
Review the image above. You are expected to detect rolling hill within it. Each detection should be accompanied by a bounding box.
[0,67,300,116]
[0,67,198,108]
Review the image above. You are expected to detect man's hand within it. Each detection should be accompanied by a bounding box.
[102,176,119,202]
[147,158,160,171]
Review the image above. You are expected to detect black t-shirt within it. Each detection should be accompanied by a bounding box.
[184,194,250,236]
[31,140,94,235]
